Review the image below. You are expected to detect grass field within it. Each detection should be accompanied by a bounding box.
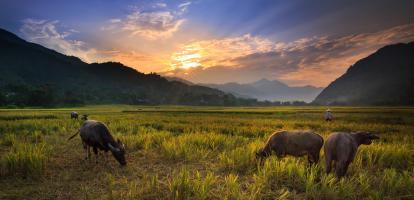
[0,105,413,199]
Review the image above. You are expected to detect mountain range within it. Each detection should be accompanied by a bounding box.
[1,27,413,106]
[313,42,414,105]
[203,79,323,102]
[0,28,257,106]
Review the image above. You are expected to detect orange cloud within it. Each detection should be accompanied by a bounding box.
[169,34,276,70]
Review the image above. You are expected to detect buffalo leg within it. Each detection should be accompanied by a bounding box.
[307,153,313,166]
[86,146,91,160]
[83,142,89,160]
[308,153,318,166]
[342,161,351,176]
[93,147,98,163]
[259,157,265,166]
[335,161,347,177]
[334,163,341,177]
[325,156,332,174]
[104,151,108,162]
[313,152,320,163]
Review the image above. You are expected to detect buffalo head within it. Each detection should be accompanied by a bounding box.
[355,131,380,145]
[108,139,126,166]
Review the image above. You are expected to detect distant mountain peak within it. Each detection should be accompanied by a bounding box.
[253,78,271,83]
[251,78,288,88]
[204,78,323,102]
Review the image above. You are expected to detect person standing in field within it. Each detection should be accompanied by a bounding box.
[325,109,333,121]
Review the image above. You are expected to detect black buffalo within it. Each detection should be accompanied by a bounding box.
[69,120,126,166]
[324,131,379,177]
[70,112,79,119]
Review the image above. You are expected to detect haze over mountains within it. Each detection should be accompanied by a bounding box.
[314,42,414,105]
[204,79,323,102]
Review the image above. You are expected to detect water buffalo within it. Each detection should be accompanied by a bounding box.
[68,120,126,166]
[324,131,379,177]
[70,112,78,119]
[81,114,88,120]
[256,130,324,165]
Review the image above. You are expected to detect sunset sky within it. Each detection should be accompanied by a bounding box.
[1,0,413,87]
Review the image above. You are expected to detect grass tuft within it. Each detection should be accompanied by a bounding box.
[0,142,48,178]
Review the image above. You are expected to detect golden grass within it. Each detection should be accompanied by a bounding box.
[0,106,413,199]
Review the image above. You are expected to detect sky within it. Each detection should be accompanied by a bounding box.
[1,0,414,87]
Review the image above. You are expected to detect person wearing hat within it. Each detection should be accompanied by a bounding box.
[325,109,333,121]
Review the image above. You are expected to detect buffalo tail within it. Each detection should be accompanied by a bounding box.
[67,130,80,141]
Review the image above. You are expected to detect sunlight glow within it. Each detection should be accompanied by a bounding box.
[171,44,202,70]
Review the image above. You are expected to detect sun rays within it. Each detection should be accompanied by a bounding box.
[170,44,203,70]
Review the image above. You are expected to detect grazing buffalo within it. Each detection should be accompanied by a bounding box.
[324,131,379,177]
[70,112,78,119]
[256,130,324,165]
[68,120,126,166]
[81,114,88,120]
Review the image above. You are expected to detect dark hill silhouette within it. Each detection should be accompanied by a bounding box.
[313,42,414,105]
[0,28,256,106]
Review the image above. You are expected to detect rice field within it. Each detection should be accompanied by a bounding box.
[0,105,413,199]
